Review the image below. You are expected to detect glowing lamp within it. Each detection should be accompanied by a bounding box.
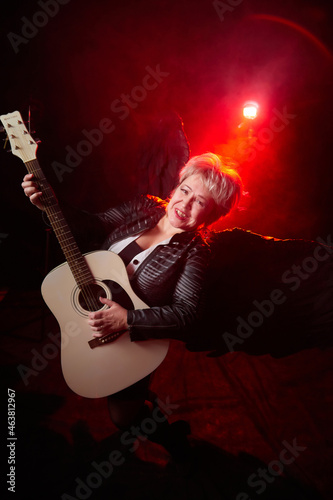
[243,101,259,120]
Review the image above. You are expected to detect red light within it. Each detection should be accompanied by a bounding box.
[243,101,259,120]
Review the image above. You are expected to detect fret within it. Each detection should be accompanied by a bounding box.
[24,158,95,288]
[0,113,98,294]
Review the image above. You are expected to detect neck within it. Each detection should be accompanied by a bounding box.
[157,214,184,238]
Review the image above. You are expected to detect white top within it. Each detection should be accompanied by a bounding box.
[109,233,172,278]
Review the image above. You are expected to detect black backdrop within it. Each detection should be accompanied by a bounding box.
[0,1,333,499]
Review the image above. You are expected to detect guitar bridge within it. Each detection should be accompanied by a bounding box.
[88,330,127,349]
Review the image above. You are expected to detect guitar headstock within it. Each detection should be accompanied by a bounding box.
[0,110,37,163]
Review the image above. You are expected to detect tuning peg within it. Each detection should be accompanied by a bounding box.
[1,123,13,132]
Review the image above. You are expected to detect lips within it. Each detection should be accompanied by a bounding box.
[175,208,187,220]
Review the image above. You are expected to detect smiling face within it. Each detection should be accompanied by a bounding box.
[166,174,215,232]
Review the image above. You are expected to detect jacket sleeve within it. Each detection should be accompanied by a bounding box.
[126,241,210,342]
[97,195,163,228]
[59,195,163,252]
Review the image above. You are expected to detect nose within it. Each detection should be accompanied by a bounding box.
[182,196,193,209]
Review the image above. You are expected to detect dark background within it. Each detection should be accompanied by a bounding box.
[0,1,332,499]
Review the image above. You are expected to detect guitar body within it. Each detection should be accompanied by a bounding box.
[41,250,169,398]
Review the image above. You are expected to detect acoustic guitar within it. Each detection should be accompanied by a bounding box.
[0,110,169,398]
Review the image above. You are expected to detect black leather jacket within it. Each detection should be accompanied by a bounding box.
[91,195,210,342]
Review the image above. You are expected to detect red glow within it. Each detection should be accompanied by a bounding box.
[250,14,333,61]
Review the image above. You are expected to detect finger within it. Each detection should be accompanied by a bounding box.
[99,296,114,306]
[88,318,104,328]
[92,331,104,338]
[21,183,41,197]
[25,186,41,195]
[89,325,103,331]
[23,173,34,182]
[88,310,105,320]
[88,301,113,320]
[21,181,38,191]
[30,192,43,203]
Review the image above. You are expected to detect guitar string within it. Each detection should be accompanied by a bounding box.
[27,160,95,292]
[6,118,99,304]
[29,159,99,311]
[11,121,100,311]
[24,153,100,311]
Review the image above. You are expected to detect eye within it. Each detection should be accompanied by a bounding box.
[196,199,205,207]
[181,188,188,195]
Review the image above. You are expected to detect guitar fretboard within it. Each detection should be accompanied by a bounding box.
[25,159,99,299]
[0,110,103,310]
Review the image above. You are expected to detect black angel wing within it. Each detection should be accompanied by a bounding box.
[186,228,333,358]
[136,111,190,199]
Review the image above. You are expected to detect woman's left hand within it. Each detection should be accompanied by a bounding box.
[88,297,129,338]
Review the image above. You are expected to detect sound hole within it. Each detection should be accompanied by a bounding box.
[78,283,106,312]
[77,280,134,312]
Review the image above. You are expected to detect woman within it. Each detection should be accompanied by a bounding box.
[22,152,242,462]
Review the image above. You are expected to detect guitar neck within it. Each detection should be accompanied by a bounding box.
[0,110,96,291]
[25,159,94,287]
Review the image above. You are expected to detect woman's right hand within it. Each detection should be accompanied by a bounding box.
[21,173,45,210]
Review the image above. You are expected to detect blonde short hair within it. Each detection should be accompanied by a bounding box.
[178,153,242,225]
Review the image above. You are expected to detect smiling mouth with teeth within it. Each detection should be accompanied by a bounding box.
[175,208,187,219]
